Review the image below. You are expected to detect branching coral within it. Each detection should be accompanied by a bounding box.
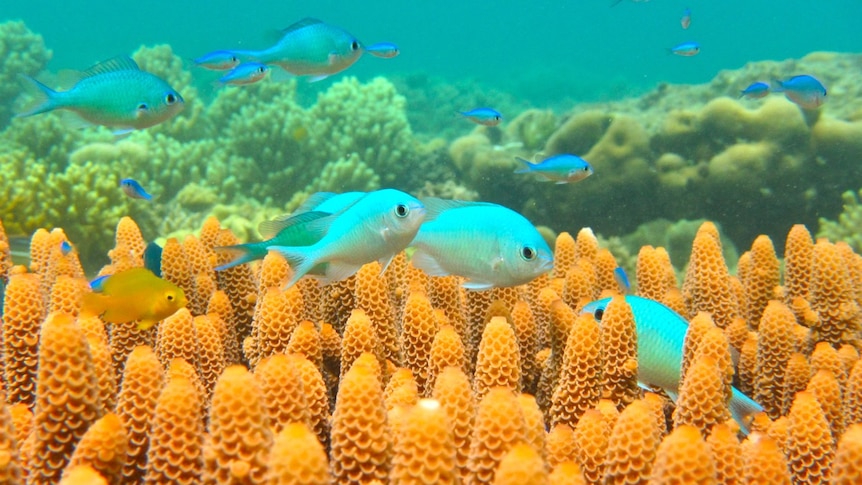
[0,21,52,127]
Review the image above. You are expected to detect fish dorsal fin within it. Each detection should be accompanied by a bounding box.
[102,267,156,295]
[282,18,324,34]
[293,192,339,215]
[82,56,140,78]
[419,197,496,222]
[258,210,332,240]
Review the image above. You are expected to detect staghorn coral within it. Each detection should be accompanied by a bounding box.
[649,425,717,484]
[116,345,165,484]
[786,391,835,485]
[492,443,549,485]
[602,398,663,485]
[253,354,309,432]
[390,399,459,485]
[474,316,521,400]
[431,366,474,484]
[144,375,204,485]
[265,423,331,485]
[2,272,43,405]
[551,313,602,429]
[467,387,527,485]
[63,413,127,485]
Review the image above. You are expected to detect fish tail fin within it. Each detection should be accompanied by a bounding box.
[513,156,536,174]
[729,387,763,436]
[15,75,60,117]
[81,292,109,318]
[214,242,269,271]
[768,79,785,92]
[268,246,316,288]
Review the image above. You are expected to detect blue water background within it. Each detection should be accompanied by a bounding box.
[4,0,860,108]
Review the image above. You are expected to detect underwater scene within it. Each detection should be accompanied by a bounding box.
[1,0,862,483]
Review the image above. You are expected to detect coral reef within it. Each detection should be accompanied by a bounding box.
[0,21,52,125]
[1,213,861,482]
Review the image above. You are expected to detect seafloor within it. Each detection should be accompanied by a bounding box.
[1,216,861,483]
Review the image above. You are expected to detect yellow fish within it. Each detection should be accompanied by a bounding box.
[82,268,187,330]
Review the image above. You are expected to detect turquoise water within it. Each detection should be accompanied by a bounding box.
[4,0,860,105]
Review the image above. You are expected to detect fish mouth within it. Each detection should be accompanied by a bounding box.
[537,255,554,274]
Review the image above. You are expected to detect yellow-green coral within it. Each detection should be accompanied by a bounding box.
[0,21,52,125]
[818,189,862,253]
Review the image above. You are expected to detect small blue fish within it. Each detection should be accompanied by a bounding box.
[269,189,426,288]
[614,267,631,294]
[680,8,691,29]
[410,199,553,290]
[218,62,270,86]
[668,42,700,56]
[120,178,153,201]
[60,240,73,256]
[739,82,770,99]
[514,154,593,184]
[772,75,827,109]
[194,50,241,71]
[581,295,763,434]
[458,108,503,127]
[365,42,400,59]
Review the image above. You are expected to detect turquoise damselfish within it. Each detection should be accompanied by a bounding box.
[214,191,365,271]
[17,56,184,135]
[410,199,553,290]
[514,154,594,184]
[580,295,763,434]
[217,62,270,87]
[225,18,364,82]
[269,189,425,288]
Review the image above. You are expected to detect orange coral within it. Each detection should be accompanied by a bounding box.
[250,287,302,367]
[832,423,862,484]
[64,413,128,484]
[636,245,677,302]
[207,289,241,365]
[672,355,730,435]
[806,369,845,441]
[562,259,598,312]
[743,235,781,327]
[509,300,538,390]
[810,341,847,387]
[2,272,44,405]
[572,408,610,484]
[182,234,217,315]
[683,222,740,329]
[649,425,717,484]
[474,316,521,399]
[30,312,100,485]
[491,443,549,485]
[400,291,439,396]
[428,325,467,390]
[384,368,420,413]
[254,354,309,431]
[705,422,743,485]
[355,261,401,364]
[468,387,526,485]
[390,399,458,485]
[0,395,22,484]
[193,314,225,398]
[58,465,108,485]
[213,229,258,340]
[549,461,586,485]
[756,300,796,418]
[0,218,12,282]
[786,391,834,485]
[47,275,88,317]
[551,313,602,428]
[546,423,577,470]
[286,320,323,368]
[783,352,811,415]
[846,358,862,424]
[289,354,331,448]
[809,240,860,346]
[341,308,384,382]
[680,311,716,382]
[517,394,546,459]
[330,353,391,484]
[553,232,576,279]
[784,224,813,302]
[116,345,165,483]
[602,399,662,485]
[431,366,474,484]
[203,365,273,484]
[144,375,204,485]
[154,308,200,370]
[741,432,792,485]
[599,296,640,409]
[426,275,467,344]
[266,423,332,485]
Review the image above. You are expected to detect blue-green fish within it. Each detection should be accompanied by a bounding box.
[772,75,827,109]
[193,50,241,71]
[215,192,366,271]
[217,62,270,86]
[668,41,700,56]
[739,81,770,99]
[410,199,553,290]
[581,295,763,434]
[514,154,594,184]
[17,56,184,135]
[458,107,502,126]
[270,189,426,287]
[120,178,153,201]
[365,42,399,58]
[229,18,364,82]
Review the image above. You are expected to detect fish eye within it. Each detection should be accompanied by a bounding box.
[165,93,177,104]
[593,308,604,321]
[166,294,174,301]
[520,246,536,261]
[395,204,409,218]
[137,103,149,111]
[258,66,267,73]
[351,40,360,51]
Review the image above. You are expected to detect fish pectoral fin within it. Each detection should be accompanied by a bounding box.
[410,249,449,277]
[81,292,109,317]
[462,280,495,291]
[320,261,361,285]
[378,254,395,274]
[307,74,329,83]
[112,128,135,138]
